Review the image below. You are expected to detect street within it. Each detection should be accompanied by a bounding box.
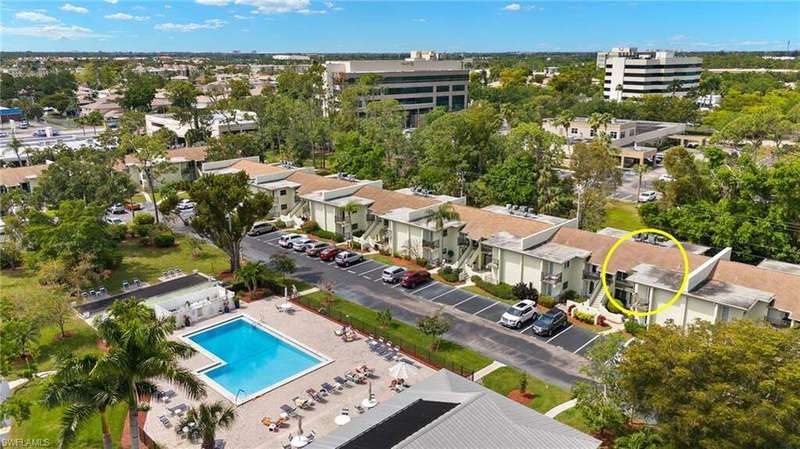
[240,231,604,389]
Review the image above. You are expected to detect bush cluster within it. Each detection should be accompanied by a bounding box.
[624,319,646,336]
[538,295,557,308]
[574,309,596,324]
[439,266,462,283]
[470,275,515,300]
[310,228,345,243]
[301,220,319,233]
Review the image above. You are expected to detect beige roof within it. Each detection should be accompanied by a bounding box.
[550,227,709,274]
[286,171,356,195]
[712,260,800,319]
[354,186,440,215]
[229,159,288,178]
[121,147,207,166]
[453,204,553,241]
[0,164,47,188]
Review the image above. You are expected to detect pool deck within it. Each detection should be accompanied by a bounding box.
[144,297,435,449]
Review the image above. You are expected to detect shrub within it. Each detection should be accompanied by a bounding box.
[274,219,287,229]
[439,266,462,283]
[606,299,625,315]
[512,282,539,301]
[311,228,344,243]
[415,257,430,269]
[107,223,128,242]
[350,241,362,250]
[0,242,23,269]
[561,289,578,302]
[574,310,596,324]
[624,319,646,336]
[474,277,515,300]
[153,232,176,248]
[301,220,319,233]
[538,295,557,308]
[470,275,482,283]
[133,223,153,238]
[133,213,155,226]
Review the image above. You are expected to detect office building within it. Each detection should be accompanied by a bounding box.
[598,48,702,101]
[324,51,469,127]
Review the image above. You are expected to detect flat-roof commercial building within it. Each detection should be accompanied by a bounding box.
[145,110,258,144]
[312,369,601,449]
[324,51,469,128]
[598,48,702,101]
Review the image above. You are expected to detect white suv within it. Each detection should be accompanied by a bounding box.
[500,300,538,329]
[278,233,304,248]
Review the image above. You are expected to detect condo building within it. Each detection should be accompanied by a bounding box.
[323,51,469,128]
[598,47,702,101]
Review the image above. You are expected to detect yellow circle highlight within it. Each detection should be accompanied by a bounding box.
[600,228,689,318]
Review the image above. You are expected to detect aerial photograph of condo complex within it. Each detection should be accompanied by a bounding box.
[0,1,798,448]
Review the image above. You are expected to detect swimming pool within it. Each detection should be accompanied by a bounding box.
[185,316,330,404]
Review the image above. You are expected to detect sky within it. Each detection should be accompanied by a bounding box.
[0,1,798,53]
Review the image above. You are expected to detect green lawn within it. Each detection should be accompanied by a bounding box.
[10,381,128,449]
[604,200,644,231]
[555,407,592,434]
[481,366,573,414]
[101,238,229,294]
[300,291,492,374]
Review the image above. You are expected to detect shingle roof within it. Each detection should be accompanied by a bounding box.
[452,204,553,241]
[550,227,708,274]
[122,147,207,166]
[712,260,800,320]
[354,186,440,215]
[0,164,47,188]
[287,171,358,195]
[312,369,601,449]
[229,159,288,177]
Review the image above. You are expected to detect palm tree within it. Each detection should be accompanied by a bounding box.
[43,354,124,449]
[341,201,360,247]
[553,111,574,140]
[235,260,266,300]
[427,203,460,265]
[634,162,648,204]
[94,299,206,449]
[668,78,684,97]
[9,136,23,167]
[178,401,236,449]
[588,112,613,138]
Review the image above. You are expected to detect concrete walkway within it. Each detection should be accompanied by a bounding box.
[545,399,577,418]
[473,360,506,381]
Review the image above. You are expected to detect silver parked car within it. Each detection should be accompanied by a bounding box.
[381,266,406,283]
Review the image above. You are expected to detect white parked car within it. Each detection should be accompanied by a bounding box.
[105,216,125,225]
[658,174,674,183]
[381,266,406,283]
[278,233,304,248]
[638,191,658,203]
[292,238,316,252]
[500,300,539,329]
[107,203,126,214]
[176,200,196,211]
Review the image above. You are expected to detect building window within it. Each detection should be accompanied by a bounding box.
[563,282,569,290]
[451,95,465,111]
[436,96,449,108]
[620,131,625,138]
[590,129,596,137]
[719,306,731,322]
[610,131,618,139]
[564,260,570,268]
[279,189,287,196]
[281,204,288,210]
[452,84,465,91]
[571,128,578,134]
[436,85,450,92]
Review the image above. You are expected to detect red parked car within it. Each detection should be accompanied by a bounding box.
[319,246,343,262]
[401,270,431,288]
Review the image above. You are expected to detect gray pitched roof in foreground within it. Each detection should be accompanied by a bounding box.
[77,273,212,314]
[312,370,601,449]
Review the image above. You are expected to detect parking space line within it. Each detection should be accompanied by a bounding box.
[347,270,356,274]
[473,302,498,316]
[358,266,384,276]
[573,334,601,354]
[411,282,437,294]
[428,288,455,302]
[452,295,477,307]
[546,325,573,343]
[265,236,282,243]
[520,324,535,334]
[391,283,402,288]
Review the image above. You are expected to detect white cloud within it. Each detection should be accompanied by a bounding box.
[60,3,89,14]
[154,18,227,31]
[199,0,310,14]
[15,11,59,23]
[233,14,251,19]
[105,13,150,21]
[670,34,689,42]
[323,1,333,7]
[104,0,118,4]
[503,3,521,11]
[0,23,103,40]
[413,18,426,23]
[164,4,172,8]
[297,8,326,15]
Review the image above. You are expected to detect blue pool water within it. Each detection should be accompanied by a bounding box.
[188,317,323,399]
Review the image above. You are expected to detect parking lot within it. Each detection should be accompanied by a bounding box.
[253,231,605,358]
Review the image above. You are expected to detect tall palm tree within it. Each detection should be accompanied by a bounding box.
[178,401,236,449]
[94,299,206,449]
[552,111,574,140]
[668,78,684,97]
[43,354,125,449]
[235,260,266,300]
[588,112,613,138]
[427,203,460,265]
[341,201,360,246]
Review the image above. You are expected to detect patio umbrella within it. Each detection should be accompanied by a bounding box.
[389,362,415,380]
[298,416,303,436]
[368,381,373,400]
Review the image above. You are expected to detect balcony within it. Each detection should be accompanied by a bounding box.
[422,239,439,249]
[542,272,562,284]
[582,269,601,280]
